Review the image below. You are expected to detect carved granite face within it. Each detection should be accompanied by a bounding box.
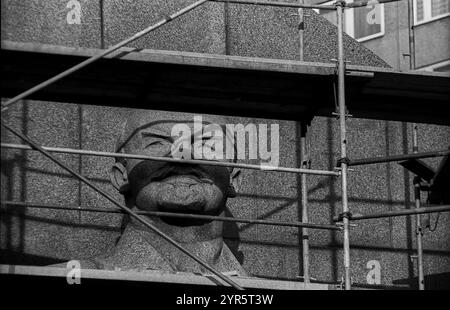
[113,111,238,227]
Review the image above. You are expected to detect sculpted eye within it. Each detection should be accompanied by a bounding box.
[145,140,164,148]
[141,131,173,150]
[142,137,170,150]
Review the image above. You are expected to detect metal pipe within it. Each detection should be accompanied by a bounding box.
[0,0,210,113]
[298,2,305,63]
[346,149,450,166]
[211,0,336,10]
[336,1,351,290]
[413,125,425,290]
[297,1,309,284]
[300,125,310,283]
[333,205,450,222]
[407,0,423,289]
[414,174,425,292]
[346,0,403,9]
[13,199,449,227]
[0,200,341,231]
[0,119,244,290]
[0,143,340,177]
[407,0,416,70]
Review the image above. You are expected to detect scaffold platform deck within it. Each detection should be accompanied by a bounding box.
[2,40,449,125]
[0,265,336,290]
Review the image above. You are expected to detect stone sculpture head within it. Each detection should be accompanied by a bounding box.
[110,109,242,241]
[48,109,248,274]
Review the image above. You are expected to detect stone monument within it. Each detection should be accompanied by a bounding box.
[58,110,248,276]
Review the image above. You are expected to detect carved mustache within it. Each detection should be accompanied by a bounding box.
[127,161,215,196]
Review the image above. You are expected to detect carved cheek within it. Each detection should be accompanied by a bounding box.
[203,185,226,212]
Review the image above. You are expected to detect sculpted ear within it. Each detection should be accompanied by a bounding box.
[228,168,242,198]
[110,162,130,194]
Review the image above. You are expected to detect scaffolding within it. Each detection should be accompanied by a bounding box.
[1,0,449,290]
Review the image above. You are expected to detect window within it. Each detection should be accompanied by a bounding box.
[419,59,450,74]
[315,0,385,42]
[414,0,450,25]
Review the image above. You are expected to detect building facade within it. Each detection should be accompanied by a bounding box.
[314,0,450,72]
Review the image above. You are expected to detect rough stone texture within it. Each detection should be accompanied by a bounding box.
[1,0,101,48]
[103,0,226,54]
[1,0,449,288]
[303,9,390,66]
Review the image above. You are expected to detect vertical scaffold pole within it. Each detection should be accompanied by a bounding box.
[407,0,424,290]
[300,124,310,283]
[298,0,305,62]
[412,124,425,290]
[336,0,351,290]
[297,0,310,284]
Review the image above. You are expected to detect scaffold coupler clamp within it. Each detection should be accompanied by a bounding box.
[339,276,352,290]
[332,111,352,119]
[338,277,344,290]
[336,211,353,222]
[289,11,307,30]
[301,158,312,169]
[331,59,351,73]
[335,0,346,8]
[336,157,351,167]
[419,181,431,191]
[416,226,424,236]
[413,176,423,186]
[413,176,431,191]
[163,14,173,22]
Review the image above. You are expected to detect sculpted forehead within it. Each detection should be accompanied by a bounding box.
[116,109,229,152]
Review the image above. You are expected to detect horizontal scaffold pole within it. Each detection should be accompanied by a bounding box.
[212,0,402,10]
[0,143,340,176]
[333,205,450,222]
[0,0,209,113]
[0,119,244,290]
[0,200,341,231]
[346,0,404,9]
[342,149,450,167]
[211,0,336,10]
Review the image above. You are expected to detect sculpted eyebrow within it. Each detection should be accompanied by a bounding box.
[140,130,172,140]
